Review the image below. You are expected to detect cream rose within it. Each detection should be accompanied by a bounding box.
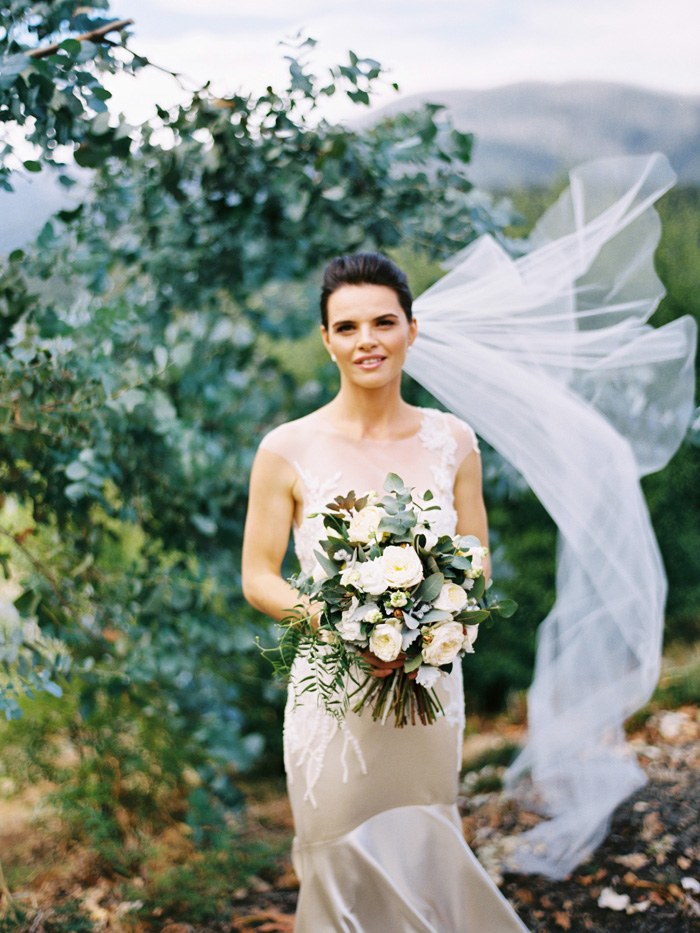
[337,597,364,641]
[369,622,403,662]
[357,557,388,596]
[339,564,362,588]
[381,545,424,589]
[467,546,488,571]
[433,582,468,613]
[422,621,465,666]
[462,624,479,654]
[348,505,385,544]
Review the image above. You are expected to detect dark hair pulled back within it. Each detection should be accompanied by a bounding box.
[320,252,413,328]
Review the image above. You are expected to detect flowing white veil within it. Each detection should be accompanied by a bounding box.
[405,153,697,879]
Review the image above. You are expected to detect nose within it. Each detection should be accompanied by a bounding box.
[357,323,378,348]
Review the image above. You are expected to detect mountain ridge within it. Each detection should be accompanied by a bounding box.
[372,80,700,188]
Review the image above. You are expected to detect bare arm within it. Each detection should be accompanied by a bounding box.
[241,447,306,622]
[453,447,492,583]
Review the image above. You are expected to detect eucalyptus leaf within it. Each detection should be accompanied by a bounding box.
[494,599,518,619]
[415,572,444,604]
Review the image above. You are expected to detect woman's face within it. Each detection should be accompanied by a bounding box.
[321,284,417,389]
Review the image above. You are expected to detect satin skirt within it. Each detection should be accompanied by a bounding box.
[284,658,528,932]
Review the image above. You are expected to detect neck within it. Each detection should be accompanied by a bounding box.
[326,379,414,439]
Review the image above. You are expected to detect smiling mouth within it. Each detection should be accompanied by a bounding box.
[354,356,386,368]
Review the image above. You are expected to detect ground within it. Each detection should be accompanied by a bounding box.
[0,706,697,931]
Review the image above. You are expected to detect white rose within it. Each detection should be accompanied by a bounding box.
[463,624,479,654]
[339,564,362,588]
[357,557,388,596]
[415,665,443,689]
[348,505,385,544]
[381,545,424,589]
[422,621,465,666]
[337,597,364,641]
[337,616,364,641]
[466,546,488,571]
[433,582,468,613]
[369,622,403,662]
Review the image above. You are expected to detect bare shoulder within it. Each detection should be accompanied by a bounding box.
[258,411,321,461]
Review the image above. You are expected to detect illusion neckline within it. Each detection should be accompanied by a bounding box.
[310,407,431,444]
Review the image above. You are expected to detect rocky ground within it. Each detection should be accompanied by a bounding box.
[1,706,697,931]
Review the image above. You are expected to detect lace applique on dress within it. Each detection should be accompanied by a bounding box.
[283,675,367,807]
[293,462,343,576]
[287,462,368,805]
[417,409,459,536]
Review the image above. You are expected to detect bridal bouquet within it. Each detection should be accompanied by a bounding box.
[276,473,516,727]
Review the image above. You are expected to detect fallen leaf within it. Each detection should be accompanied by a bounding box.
[614,852,648,870]
[554,910,571,929]
[641,811,663,842]
[232,910,295,932]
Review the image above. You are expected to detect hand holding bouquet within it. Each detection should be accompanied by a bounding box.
[274,473,516,727]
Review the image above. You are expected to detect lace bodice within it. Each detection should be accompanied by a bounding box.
[260,407,479,574]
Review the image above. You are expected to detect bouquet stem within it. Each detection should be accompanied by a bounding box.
[352,669,445,727]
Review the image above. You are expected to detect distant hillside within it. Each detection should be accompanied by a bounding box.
[374,81,700,189]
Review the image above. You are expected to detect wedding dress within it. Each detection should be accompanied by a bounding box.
[261,408,529,932]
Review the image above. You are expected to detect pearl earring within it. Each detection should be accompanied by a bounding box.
[331,354,337,362]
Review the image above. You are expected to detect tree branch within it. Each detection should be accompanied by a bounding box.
[28,19,135,60]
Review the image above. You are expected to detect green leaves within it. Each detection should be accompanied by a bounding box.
[0,6,510,839]
[416,572,445,604]
[0,3,138,190]
[494,598,518,619]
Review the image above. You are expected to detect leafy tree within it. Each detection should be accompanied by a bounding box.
[0,2,506,862]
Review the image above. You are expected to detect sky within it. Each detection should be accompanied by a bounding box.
[2,0,698,251]
[104,0,700,123]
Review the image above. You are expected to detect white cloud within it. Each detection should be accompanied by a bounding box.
[103,0,700,127]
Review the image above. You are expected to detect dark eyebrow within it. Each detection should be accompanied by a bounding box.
[331,312,400,329]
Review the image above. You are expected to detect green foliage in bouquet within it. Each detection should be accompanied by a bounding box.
[270,474,516,727]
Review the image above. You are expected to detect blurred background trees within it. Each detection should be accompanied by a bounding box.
[0,1,697,921]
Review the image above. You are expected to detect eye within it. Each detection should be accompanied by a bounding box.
[335,322,355,333]
[377,318,396,327]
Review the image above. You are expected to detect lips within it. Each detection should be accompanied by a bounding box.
[354,355,386,369]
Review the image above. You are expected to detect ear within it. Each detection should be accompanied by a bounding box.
[408,317,418,347]
[320,324,332,356]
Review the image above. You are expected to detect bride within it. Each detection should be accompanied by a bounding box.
[242,252,529,931]
[242,153,696,930]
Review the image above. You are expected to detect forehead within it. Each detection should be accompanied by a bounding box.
[326,284,402,324]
